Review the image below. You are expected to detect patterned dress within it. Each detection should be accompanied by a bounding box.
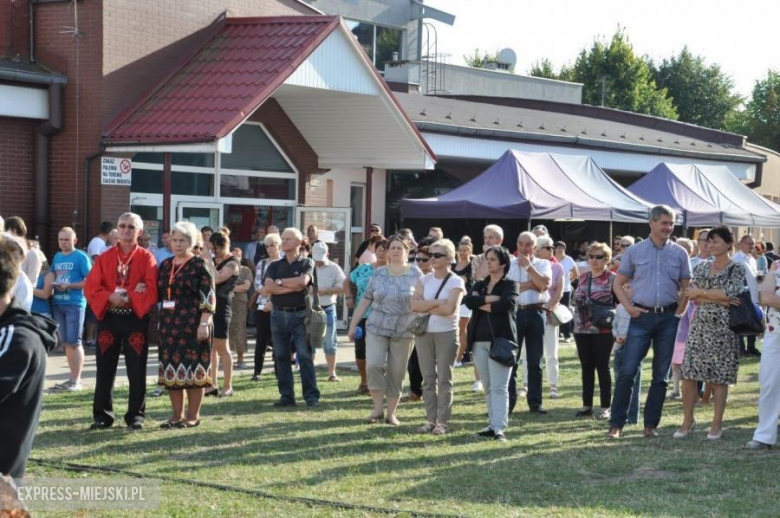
[228,265,253,354]
[157,256,216,389]
[682,261,747,384]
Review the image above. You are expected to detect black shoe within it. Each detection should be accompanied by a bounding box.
[204,388,219,397]
[306,400,320,408]
[748,350,762,358]
[529,407,548,415]
[273,399,297,407]
[89,421,111,430]
[575,408,593,417]
[127,422,143,431]
[476,427,496,438]
[494,432,507,442]
[250,375,260,382]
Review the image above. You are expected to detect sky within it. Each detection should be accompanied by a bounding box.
[424,0,780,98]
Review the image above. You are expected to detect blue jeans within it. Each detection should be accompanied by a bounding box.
[271,309,320,404]
[53,304,86,345]
[609,311,678,429]
[322,305,338,356]
[613,346,642,425]
[509,307,545,412]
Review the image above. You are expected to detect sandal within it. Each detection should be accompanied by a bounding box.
[327,375,341,382]
[355,385,370,396]
[159,420,182,429]
[417,423,435,434]
[385,414,400,426]
[204,388,219,397]
[219,389,234,398]
[174,419,201,429]
[366,411,384,424]
[432,424,448,436]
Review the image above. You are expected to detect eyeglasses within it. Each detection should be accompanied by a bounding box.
[370,228,381,233]
[589,254,606,260]
[193,246,203,250]
[414,257,430,263]
[620,243,631,248]
[118,224,136,230]
[430,252,447,259]
[541,246,554,251]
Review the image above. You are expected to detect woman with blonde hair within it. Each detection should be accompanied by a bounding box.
[411,239,465,434]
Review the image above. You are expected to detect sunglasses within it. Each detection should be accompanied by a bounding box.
[620,243,631,247]
[541,246,554,251]
[193,246,203,250]
[118,224,136,230]
[430,252,447,259]
[589,254,606,260]
[414,257,430,263]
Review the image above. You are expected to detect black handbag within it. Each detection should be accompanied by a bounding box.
[727,265,765,336]
[586,273,616,329]
[485,305,518,367]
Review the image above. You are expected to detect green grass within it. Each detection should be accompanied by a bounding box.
[27,345,779,517]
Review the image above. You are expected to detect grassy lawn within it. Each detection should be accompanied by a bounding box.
[27,344,778,517]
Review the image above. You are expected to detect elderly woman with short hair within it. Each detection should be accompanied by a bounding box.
[411,239,465,435]
[157,221,216,428]
[348,235,422,426]
[251,232,282,381]
[572,242,616,420]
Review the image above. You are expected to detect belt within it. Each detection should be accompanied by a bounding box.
[634,302,678,314]
[274,304,307,313]
[517,303,544,310]
[107,306,134,316]
[321,304,334,309]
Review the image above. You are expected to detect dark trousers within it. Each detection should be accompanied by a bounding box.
[609,311,678,429]
[575,333,613,408]
[407,346,423,396]
[93,313,149,427]
[355,318,367,360]
[271,309,320,404]
[739,335,759,354]
[509,307,545,412]
[254,309,273,376]
[559,291,573,338]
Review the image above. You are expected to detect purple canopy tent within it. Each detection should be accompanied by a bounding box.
[401,150,653,223]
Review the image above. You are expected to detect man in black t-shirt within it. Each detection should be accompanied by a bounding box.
[0,234,57,478]
[264,228,320,407]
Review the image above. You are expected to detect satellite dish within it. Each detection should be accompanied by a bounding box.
[497,48,517,69]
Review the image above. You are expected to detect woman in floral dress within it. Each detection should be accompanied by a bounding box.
[676,226,746,440]
[157,221,216,429]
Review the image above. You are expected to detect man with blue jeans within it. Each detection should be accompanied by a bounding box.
[507,232,551,414]
[265,228,320,407]
[607,205,691,438]
[311,242,346,382]
[51,227,92,391]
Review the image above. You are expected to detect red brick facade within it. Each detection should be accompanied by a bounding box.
[0,117,37,225]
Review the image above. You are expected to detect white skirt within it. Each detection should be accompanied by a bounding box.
[459,304,472,318]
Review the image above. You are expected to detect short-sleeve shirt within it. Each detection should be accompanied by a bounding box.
[314,260,347,307]
[364,265,422,338]
[350,263,375,319]
[507,257,552,305]
[87,237,108,258]
[51,249,92,308]
[559,255,576,293]
[617,237,690,308]
[154,247,174,265]
[732,251,759,303]
[420,272,466,333]
[573,270,615,334]
[265,255,314,308]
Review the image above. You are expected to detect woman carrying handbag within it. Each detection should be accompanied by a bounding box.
[463,246,519,442]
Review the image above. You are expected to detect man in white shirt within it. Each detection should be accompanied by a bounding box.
[554,241,578,343]
[244,226,268,267]
[312,242,347,381]
[473,224,504,281]
[87,222,113,261]
[733,234,760,356]
[507,231,552,414]
[689,229,712,270]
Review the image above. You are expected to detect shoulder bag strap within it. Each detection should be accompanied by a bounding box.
[311,263,321,307]
[586,272,593,299]
[433,272,452,300]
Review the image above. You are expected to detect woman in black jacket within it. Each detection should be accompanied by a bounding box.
[464,245,519,441]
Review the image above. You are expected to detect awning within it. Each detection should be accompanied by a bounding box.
[401,150,652,222]
[102,15,435,170]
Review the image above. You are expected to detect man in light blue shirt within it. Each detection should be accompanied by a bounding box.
[607,205,690,439]
[153,230,174,265]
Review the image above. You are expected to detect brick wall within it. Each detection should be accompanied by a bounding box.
[248,98,326,207]
[0,0,30,59]
[0,117,37,227]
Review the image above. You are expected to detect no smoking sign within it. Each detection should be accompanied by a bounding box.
[101,157,133,186]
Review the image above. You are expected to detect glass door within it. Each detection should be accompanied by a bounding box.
[296,207,351,329]
[175,201,223,232]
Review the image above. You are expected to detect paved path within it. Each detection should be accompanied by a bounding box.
[44,334,358,390]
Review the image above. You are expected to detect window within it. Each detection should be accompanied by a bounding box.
[220,175,295,200]
[346,20,403,71]
[221,125,293,172]
[224,204,294,244]
[130,169,214,196]
[350,184,364,230]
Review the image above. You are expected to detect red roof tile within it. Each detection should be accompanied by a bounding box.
[103,16,341,144]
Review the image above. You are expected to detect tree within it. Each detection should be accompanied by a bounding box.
[463,49,499,69]
[735,70,780,151]
[653,47,742,129]
[565,29,677,119]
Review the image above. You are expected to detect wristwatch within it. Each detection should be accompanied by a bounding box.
[276,279,283,286]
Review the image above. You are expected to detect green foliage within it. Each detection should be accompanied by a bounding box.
[654,47,742,129]
[529,58,558,79]
[463,48,500,69]
[735,70,780,151]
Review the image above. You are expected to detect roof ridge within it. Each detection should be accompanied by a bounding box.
[225,15,336,24]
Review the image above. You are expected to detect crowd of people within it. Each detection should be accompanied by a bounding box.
[3,203,780,482]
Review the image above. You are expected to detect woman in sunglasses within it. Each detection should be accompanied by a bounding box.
[251,232,282,381]
[410,239,465,435]
[572,242,616,420]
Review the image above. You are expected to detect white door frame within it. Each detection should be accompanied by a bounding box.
[173,197,224,228]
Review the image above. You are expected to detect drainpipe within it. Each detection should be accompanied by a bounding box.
[83,151,102,238]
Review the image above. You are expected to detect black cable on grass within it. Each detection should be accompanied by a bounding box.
[28,458,460,517]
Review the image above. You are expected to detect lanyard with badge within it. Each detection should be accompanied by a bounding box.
[163,257,192,310]
[115,245,138,301]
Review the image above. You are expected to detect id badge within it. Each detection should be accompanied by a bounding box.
[114,287,127,296]
[162,300,176,310]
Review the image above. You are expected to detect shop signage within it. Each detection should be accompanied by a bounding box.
[101,157,132,186]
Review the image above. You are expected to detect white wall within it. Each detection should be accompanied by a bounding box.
[321,166,386,229]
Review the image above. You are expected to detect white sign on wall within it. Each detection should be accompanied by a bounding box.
[101,157,132,186]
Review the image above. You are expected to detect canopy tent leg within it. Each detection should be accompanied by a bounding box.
[609,221,613,247]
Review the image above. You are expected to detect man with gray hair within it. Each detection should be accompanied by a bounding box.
[84,213,159,430]
[474,224,505,281]
[264,227,319,407]
[607,205,691,439]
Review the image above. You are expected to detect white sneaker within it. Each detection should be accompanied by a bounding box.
[518,386,528,398]
[65,380,83,391]
[471,380,484,392]
[454,361,463,368]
